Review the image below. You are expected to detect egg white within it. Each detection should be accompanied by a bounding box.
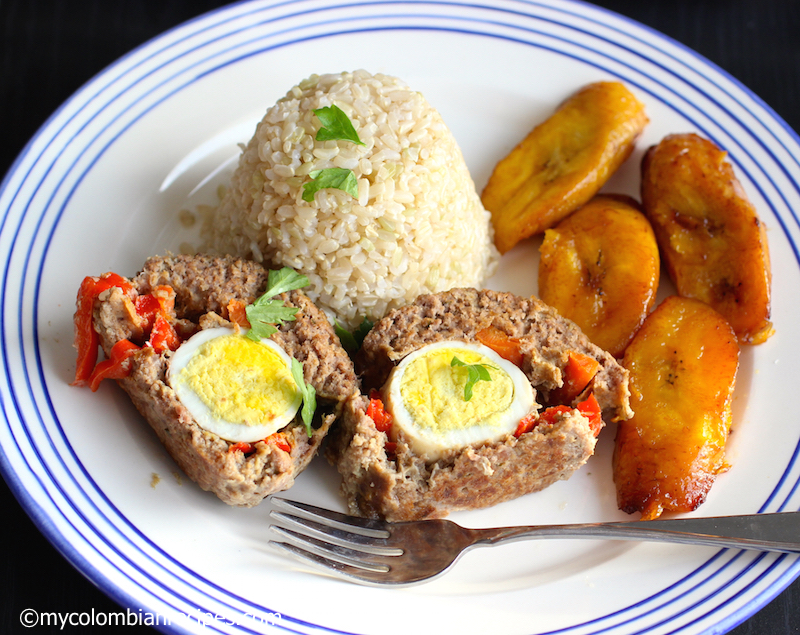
[167,327,302,443]
[383,340,536,460]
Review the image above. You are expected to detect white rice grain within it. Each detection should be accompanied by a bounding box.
[202,70,498,329]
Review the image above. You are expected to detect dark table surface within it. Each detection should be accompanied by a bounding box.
[1,1,799,633]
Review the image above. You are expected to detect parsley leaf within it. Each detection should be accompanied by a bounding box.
[334,316,374,354]
[451,356,496,401]
[302,168,359,203]
[314,105,365,145]
[245,267,309,341]
[291,357,317,437]
[245,301,297,338]
[264,267,309,298]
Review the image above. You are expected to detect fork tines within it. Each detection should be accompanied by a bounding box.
[270,496,390,538]
[268,496,403,580]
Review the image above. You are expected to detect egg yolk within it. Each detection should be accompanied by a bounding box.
[383,340,536,460]
[176,334,299,427]
[399,347,515,434]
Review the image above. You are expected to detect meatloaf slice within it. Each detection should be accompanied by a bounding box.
[84,253,359,506]
[327,287,632,521]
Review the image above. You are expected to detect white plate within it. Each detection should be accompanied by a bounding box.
[2,1,800,633]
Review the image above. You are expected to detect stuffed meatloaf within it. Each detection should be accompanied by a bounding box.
[327,288,633,521]
[73,254,358,506]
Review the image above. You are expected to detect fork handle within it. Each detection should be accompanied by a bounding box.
[475,512,800,553]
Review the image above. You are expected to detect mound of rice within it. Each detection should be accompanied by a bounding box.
[202,70,499,329]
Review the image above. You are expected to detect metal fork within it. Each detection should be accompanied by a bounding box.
[267,496,800,587]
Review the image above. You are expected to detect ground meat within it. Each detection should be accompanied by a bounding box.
[88,253,359,506]
[134,253,268,319]
[328,287,632,521]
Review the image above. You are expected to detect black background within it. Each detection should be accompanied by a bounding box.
[1,1,799,633]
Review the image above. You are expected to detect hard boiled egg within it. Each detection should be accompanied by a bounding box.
[167,327,302,443]
[383,340,535,460]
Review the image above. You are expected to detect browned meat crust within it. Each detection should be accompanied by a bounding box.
[328,287,631,521]
[90,253,359,506]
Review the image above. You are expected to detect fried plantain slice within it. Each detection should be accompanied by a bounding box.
[538,194,660,358]
[641,133,773,344]
[482,81,648,253]
[612,295,739,520]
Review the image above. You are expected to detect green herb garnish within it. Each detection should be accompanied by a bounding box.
[351,316,374,347]
[313,105,364,145]
[302,168,359,202]
[245,268,309,340]
[450,356,496,401]
[334,316,374,354]
[291,357,317,437]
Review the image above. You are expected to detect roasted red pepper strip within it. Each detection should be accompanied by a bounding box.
[538,404,572,426]
[515,407,569,438]
[75,271,182,388]
[366,390,393,433]
[366,390,395,456]
[265,432,291,453]
[138,285,176,325]
[549,352,602,405]
[513,412,539,438]
[134,294,162,331]
[226,299,251,329]
[148,315,180,353]
[520,393,603,438]
[88,339,140,392]
[72,273,134,385]
[73,277,101,385]
[475,326,524,367]
[229,433,291,455]
[576,392,603,437]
